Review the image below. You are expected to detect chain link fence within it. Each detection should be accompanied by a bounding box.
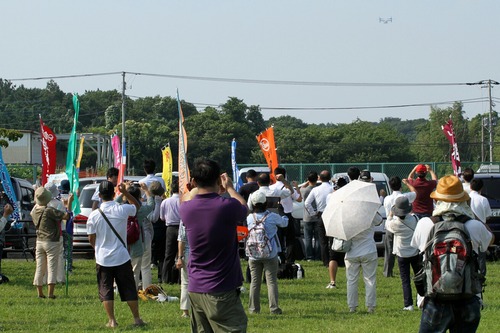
[240,162,499,183]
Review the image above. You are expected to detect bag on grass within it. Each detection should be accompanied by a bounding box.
[414,218,485,300]
[245,212,272,259]
[127,215,140,245]
[278,263,305,279]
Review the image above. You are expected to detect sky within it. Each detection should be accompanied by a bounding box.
[1,0,500,125]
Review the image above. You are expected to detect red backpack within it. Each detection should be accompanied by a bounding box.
[127,215,141,245]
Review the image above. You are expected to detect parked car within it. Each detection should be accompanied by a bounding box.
[471,172,500,245]
[72,176,150,252]
[1,177,35,250]
[72,183,98,252]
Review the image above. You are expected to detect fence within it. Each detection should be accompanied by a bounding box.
[6,162,500,185]
[239,162,500,183]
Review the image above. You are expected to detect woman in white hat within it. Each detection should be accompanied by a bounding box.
[31,187,73,299]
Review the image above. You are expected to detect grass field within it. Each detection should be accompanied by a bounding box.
[0,257,498,332]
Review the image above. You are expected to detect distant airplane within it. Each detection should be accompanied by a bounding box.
[379,17,392,24]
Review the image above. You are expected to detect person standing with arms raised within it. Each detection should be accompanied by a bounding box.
[180,158,248,333]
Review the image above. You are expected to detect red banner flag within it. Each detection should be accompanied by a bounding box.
[256,127,279,183]
[39,115,57,186]
[442,118,461,176]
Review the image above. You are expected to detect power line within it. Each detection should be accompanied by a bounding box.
[6,71,476,87]
[6,72,123,82]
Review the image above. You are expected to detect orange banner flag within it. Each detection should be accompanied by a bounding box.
[256,126,279,183]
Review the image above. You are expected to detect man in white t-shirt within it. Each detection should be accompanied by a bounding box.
[382,176,416,277]
[469,178,492,224]
[139,159,166,191]
[87,181,144,328]
[411,175,493,333]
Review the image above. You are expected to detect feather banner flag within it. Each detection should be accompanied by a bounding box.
[111,134,121,169]
[177,90,190,197]
[442,117,461,176]
[231,139,243,191]
[76,135,84,173]
[256,126,279,184]
[0,147,20,220]
[118,141,127,186]
[65,94,81,215]
[162,144,173,198]
[39,115,57,186]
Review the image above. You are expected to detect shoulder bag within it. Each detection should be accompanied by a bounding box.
[98,208,126,248]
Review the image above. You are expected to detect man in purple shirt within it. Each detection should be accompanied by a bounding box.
[180,158,248,333]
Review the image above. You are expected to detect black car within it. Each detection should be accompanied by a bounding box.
[473,173,500,245]
[1,177,35,252]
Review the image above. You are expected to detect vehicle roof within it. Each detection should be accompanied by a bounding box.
[332,172,389,181]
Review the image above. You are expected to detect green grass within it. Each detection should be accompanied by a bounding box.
[0,258,499,332]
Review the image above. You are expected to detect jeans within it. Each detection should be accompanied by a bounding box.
[303,221,320,260]
[397,255,422,307]
[345,251,378,309]
[419,297,481,333]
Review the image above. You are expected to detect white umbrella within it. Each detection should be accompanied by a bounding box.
[322,180,381,240]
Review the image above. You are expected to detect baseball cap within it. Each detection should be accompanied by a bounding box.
[359,170,371,182]
[416,164,427,174]
[251,191,267,205]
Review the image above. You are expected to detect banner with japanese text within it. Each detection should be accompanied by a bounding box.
[162,145,173,197]
[65,94,81,215]
[442,118,461,176]
[39,115,57,186]
[256,126,279,183]
[111,135,121,169]
[177,91,190,196]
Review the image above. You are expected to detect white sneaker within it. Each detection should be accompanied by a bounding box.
[403,305,414,311]
[326,282,337,289]
[367,307,375,313]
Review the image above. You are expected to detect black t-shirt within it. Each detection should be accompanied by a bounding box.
[238,181,259,202]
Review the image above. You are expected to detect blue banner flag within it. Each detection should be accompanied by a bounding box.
[231,139,243,191]
[0,147,20,220]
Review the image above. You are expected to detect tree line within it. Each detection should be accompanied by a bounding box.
[0,79,497,174]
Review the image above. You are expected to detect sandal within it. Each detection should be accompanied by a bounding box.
[38,295,46,299]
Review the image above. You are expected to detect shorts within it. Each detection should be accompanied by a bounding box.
[96,260,138,302]
[329,247,345,267]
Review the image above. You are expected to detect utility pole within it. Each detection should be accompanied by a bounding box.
[487,79,495,163]
[469,79,499,163]
[121,72,126,175]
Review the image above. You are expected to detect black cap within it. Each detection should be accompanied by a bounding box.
[99,180,115,196]
[359,170,371,182]
[58,179,71,193]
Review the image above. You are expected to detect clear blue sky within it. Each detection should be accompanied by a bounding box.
[1,0,499,124]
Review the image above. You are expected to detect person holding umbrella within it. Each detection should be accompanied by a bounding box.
[321,169,384,313]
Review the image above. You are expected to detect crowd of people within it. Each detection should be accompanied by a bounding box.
[0,158,496,332]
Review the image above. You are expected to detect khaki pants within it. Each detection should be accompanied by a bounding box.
[189,289,247,333]
[33,240,60,286]
[248,256,280,313]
